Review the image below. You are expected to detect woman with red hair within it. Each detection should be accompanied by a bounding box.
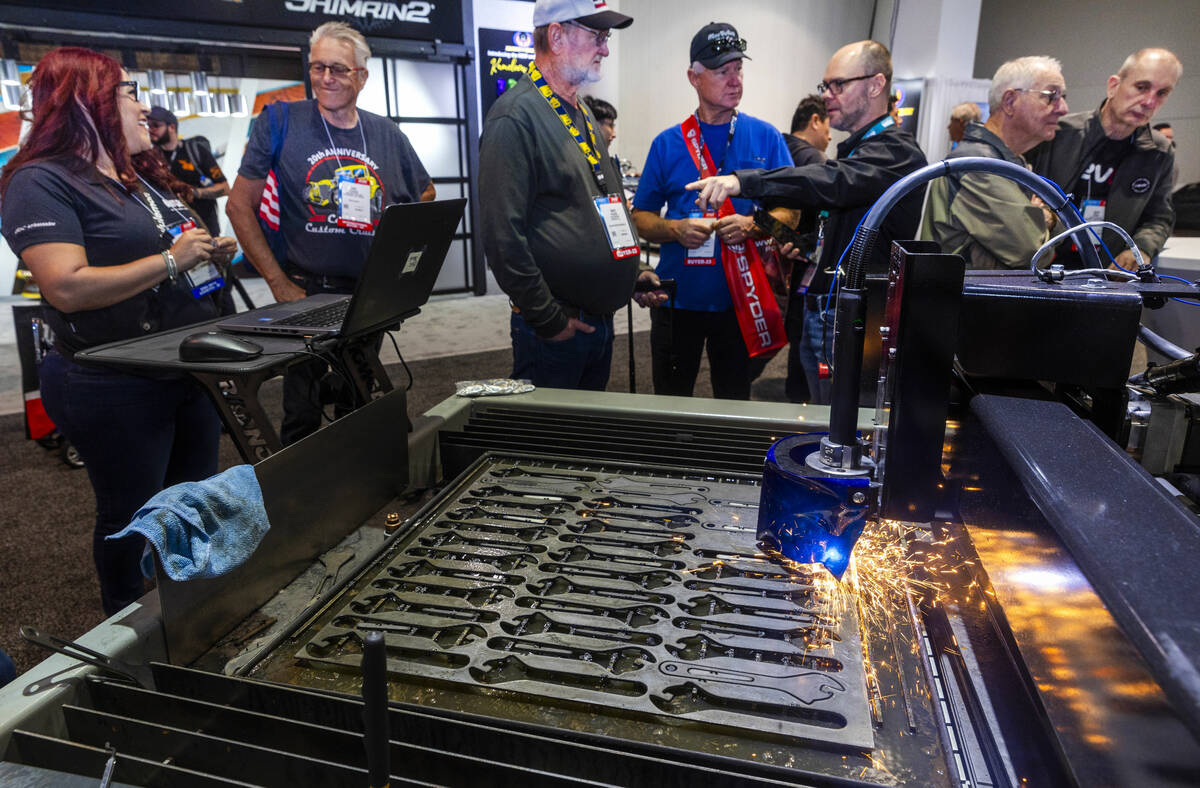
[0,47,238,615]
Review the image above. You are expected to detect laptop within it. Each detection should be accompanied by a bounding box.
[217,198,466,339]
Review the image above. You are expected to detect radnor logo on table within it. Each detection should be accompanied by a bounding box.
[283,0,434,23]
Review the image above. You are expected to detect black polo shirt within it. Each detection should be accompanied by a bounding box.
[1,155,220,357]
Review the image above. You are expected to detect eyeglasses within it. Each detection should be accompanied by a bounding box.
[309,62,366,79]
[817,74,877,96]
[116,80,141,101]
[1015,87,1067,105]
[563,20,611,47]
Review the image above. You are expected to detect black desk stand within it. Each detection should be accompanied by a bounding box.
[76,315,406,463]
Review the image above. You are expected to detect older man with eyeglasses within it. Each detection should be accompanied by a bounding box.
[226,21,434,444]
[630,23,798,402]
[1030,48,1182,272]
[480,0,637,391]
[688,40,926,405]
[921,56,1069,270]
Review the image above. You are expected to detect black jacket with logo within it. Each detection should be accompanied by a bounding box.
[1029,106,1175,259]
[736,115,928,295]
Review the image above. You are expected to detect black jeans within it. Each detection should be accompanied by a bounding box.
[39,352,220,615]
[650,306,751,400]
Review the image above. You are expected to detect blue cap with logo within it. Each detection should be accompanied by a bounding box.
[690,22,750,69]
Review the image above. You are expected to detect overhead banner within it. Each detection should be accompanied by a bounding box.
[3,0,465,43]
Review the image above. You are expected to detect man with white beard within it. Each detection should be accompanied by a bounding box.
[479,0,638,390]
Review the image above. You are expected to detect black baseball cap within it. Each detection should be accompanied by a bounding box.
[147,106,178,126]
[690,22,750,69]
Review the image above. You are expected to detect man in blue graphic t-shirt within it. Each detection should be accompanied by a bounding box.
[227,21,434,444]
[632,23,796,400]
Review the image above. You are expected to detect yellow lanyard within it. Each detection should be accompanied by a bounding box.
[528,62,607,191]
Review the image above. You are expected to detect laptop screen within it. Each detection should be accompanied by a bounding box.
[341,198,467,338]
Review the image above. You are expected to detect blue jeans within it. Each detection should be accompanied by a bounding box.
[797,305,834,405]
[511,311,614,391]
[39,352,221,615]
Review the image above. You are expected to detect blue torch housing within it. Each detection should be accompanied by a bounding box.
[757,434,872,579]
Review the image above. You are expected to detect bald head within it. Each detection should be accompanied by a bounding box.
[1103,47,1182,139]
[1118,48,1182,80]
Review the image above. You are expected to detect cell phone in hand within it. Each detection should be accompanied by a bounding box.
[753,209,805,249]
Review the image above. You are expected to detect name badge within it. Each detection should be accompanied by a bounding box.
[337,175,375,230]
[686,209,717,265]
[185,262,225,298]
[1081,199,1105,247]
[594,195,640,259]
[167,219,225,297]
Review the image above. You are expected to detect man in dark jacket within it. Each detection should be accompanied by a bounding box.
[688,40,927,404]
[921,56,1068,269]
[1030,48,1181,270]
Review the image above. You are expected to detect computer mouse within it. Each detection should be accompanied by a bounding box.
[179,331,264,363]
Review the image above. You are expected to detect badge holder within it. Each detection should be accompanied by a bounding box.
[336,173,376,231]
[685,210,717,265]
[593,194,640,260]
[167,220,225,298]
[1081,199,1106,247]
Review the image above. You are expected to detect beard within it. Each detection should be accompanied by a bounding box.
[563,60,602,87]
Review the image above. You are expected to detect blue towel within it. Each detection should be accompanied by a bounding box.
[107,464,270,581]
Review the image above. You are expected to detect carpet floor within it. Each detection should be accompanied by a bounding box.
[0,331,793,675]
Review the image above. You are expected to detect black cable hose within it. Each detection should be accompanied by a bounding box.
[823,157,1102,465]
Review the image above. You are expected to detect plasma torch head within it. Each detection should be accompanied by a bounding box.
[757,435,874,579]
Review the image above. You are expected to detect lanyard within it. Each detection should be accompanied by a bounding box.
[680,112,740,183]
[692,110,738,175]
[528,62,607,192]
[319,111,369,168]
[133,176,191,236]
[846,115,895,158]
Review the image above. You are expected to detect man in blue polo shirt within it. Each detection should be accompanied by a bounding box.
[632,23,796,400]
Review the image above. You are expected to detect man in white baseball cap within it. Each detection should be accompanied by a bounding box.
[478,0,637,391]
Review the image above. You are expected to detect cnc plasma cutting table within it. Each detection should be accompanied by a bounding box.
[4,164,1200,783]
[1,379,1198,787]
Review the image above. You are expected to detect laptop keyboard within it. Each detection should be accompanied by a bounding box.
[273,300,350,329]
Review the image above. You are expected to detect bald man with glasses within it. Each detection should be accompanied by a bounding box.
[1030,48,1182,271]
[688,40,927,404]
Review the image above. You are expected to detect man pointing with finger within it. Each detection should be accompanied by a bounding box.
[688,40,926,404]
